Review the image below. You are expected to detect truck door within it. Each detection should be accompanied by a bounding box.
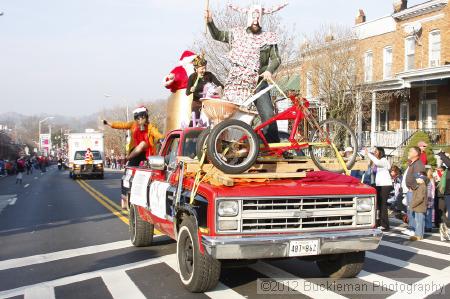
[148,134,181,236]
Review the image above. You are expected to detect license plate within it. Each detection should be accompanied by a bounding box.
[288,240,320,257]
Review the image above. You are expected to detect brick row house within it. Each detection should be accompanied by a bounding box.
[298,0,450,154]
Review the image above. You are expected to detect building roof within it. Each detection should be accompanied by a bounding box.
[392,0,448,20]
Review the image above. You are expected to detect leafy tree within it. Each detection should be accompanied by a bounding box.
[401,131,436,169]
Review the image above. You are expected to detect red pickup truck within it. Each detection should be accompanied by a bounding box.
[121,128,382,293]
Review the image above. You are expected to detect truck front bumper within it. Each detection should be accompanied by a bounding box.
[202,228,382,259]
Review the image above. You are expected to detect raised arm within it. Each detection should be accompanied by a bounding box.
[438,152,450,168]
[206,10,230,43]
[367,153,389,169]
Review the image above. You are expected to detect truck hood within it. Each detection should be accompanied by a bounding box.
[204,179,376,198]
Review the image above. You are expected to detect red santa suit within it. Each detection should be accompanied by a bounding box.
[163,50,196,132]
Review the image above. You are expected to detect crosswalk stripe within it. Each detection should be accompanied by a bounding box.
[380,240,450,260]
[102,271,146,299]
[250,261,347,299]
[0,239,140,271]
[0,255,169,299]
[163,254,246,299]
[23,285,55,299]
[357,270,409,291]
[386,265,450,299]
[366,252,438,276]
[383,231,450,248]
[390,225,440,238]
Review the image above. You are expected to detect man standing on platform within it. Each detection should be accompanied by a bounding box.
[205,2,287,143]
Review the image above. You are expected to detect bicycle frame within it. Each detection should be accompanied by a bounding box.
[221,79,350,174]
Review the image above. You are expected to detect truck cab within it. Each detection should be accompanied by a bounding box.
[121,128,382,293]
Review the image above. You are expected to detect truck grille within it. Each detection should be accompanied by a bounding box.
[241,197,357,233]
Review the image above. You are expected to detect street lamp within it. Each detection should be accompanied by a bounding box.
[38,116,54,153]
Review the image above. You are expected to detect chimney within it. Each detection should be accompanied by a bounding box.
[355,9,366,25]
[393,0,408,13]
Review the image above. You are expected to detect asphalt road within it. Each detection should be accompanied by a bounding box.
[0,167,450,299]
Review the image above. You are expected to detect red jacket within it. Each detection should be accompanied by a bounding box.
[420,151,428,166]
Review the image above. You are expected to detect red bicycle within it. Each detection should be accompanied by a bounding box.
[200,80,358,175]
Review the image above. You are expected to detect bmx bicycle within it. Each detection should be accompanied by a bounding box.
[198,79,358,175]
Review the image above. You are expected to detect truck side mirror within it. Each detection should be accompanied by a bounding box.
[148,156,165,171]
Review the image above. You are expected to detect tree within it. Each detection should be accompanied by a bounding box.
[191,3,298,84]
[401,131,437,169]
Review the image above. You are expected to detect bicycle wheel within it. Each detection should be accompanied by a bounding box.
[309,119,358,173]
[207,119,259,174]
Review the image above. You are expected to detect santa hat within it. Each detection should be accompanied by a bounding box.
[229,2,288,27]
[132,106,148,114]
[179,50,197,66]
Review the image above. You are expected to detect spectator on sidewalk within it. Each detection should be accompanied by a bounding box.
[0,158,5,176]
[389,166,404,218]
[437,151,450,241]
[16,158,25,184]
[365,147,392,231]
[410,171,428,241]
[404,147,426,237]
[425,168,436,233]
[26,158,33,175]
[418,141,428,166]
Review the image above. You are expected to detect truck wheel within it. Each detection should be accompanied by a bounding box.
[316,251,365,278]
[177,216,221,292]
[129,204,153,247]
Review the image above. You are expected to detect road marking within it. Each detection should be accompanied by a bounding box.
[380,240,450,260]
[76,180,129,225]
[24,184,30,188]
[23,285,55,299]
[357,270,409,291]
[390,225,440,238]
[384,231,450,248]
[8,198,17,205]
[79,180,127,215]
[0,255,170,299]
[102,271,146,299]
[164,254,246,299]
[34,177,38,179]
[0,239,149,271]
[366,252,438,276]
[386,265,450,299]
[0,194,17,214]
[250,261,347,299]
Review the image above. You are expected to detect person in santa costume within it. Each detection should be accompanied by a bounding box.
[103,106,163,167]
[205,2,287,143]
[163,50,197,132]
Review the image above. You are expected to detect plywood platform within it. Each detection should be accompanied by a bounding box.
[178,156,368,187]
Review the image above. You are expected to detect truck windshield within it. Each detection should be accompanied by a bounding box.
[74,151,102,160]
[182,130,202,158]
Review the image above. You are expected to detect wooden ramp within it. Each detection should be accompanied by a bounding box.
[178,157,368,187]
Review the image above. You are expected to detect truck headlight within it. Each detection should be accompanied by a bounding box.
[218,201,239,217]
[96,163,103,168]
[356,197,373,212]
[74,164,81,169]
[218,220,238,231]
[356,214,372,225]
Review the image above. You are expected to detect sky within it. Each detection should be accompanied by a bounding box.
[0,0,424,117]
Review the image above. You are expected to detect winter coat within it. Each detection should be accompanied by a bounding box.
[412,182,428,213]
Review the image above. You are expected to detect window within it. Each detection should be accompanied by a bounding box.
[306,71,313,98]
[405,37,415,71]
[400,102,409,130]
[383,47,393,79]
[429,30,441,67]
[377,110,389,132]
[364,51,373,82]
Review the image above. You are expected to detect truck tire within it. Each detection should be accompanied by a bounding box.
[129,204,154,247]
[177,216,221,292]
[316,251,365,278]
